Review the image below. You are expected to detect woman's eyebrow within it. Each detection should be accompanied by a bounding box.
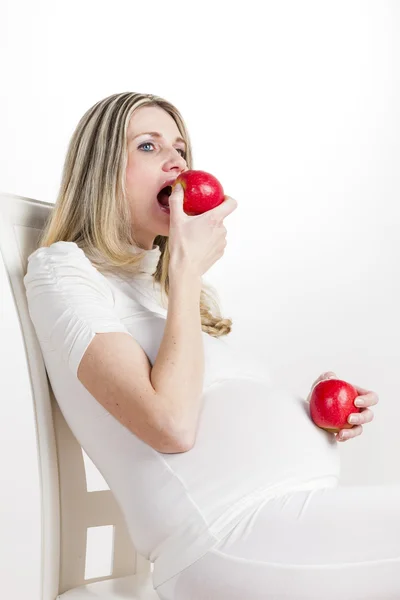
[131,131,186,146]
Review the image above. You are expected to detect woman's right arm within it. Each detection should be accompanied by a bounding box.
[150,266,205,451]
[146,183,237,450]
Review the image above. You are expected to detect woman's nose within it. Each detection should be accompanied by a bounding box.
[164,149,187,171]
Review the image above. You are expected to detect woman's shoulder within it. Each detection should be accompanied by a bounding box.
[25,240,100,274]
[24,241,110,294]
[27,240,87,264]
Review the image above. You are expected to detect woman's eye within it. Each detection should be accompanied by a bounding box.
[138,142,155,152]
[138,142,186,159]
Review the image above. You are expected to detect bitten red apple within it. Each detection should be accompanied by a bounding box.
[309,378,362,433]
[171,170,225,215]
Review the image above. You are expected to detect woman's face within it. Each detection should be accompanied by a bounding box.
[125,105,188,249]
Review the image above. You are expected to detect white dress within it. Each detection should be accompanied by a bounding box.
[23,241,340,590]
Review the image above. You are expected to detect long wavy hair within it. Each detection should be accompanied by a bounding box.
[36,91,232,337]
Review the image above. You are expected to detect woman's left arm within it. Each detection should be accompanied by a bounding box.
[306,371,380,442]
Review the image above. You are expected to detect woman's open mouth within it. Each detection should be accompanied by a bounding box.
[157,185,172,214]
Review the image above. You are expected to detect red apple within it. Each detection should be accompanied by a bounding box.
[309,378,362,433]
[171,170,224,215]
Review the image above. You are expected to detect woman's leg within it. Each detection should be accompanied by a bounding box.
[156,484,400,600]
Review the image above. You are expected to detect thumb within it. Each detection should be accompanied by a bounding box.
[168,183,185,221]
[321,372,337,381]
[313,372,337,388]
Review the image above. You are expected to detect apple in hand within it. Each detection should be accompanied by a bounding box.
[309,378,362,433]
[171,170,225,215]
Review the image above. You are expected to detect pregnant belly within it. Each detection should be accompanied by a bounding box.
[165,378,340,533]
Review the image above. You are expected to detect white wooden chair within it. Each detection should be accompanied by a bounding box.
[0,192,160,600]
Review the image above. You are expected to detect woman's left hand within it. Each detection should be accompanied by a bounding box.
[307,371,379,442]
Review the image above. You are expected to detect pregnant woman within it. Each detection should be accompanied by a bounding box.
[23,92,399,600]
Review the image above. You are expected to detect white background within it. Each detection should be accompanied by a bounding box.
[1,0,399,491]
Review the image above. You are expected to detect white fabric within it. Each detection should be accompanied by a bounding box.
[157,484,400,600]
[24,241,341,591]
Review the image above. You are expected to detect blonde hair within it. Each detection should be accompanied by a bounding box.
[37,91,232,337]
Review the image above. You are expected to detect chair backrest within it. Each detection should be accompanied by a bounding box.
[0,192,149,600]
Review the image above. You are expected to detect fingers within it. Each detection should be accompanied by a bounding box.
[209,195,238,222]
[354,390,380,407]
[337,425,363,442]
[337,406,376,441]
[337,400,376,442]
[347,407,374,425]
[311,371,337,389]
[170,188,237,225]
[168,183,185,218]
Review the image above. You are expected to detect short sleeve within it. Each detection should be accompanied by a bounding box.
[23,241,131,377]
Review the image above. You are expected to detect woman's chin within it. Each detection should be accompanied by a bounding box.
[150,201,170,236]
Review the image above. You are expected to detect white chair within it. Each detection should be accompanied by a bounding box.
[0,192,160,600]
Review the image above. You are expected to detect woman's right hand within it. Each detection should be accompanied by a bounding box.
[168,183,238,278]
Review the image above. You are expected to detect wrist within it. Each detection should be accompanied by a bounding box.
[169,268,202,295]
